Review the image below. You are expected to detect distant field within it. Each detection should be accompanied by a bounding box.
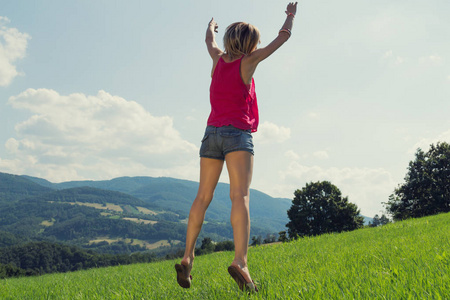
[68,202,123,212]
[122,217,157,225]
[45,202,160,228]
[58,202,162,217]
[65,202,161,216]
[88,237,181,250]
[145,239,181,250]
[39,220,54,227]
[1,212,449,299]
[136,206,158,215]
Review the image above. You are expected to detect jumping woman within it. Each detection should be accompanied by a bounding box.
[175,2,298,293]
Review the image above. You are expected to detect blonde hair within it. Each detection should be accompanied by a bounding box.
[223,22,260,60]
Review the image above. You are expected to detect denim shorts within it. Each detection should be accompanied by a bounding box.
[199,125,254,160]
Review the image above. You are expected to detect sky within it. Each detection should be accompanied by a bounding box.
[0,0,449,217]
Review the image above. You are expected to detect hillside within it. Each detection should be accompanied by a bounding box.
[23,175,293,232]
[22,174,293,234]
[0,173,52,201]
[1,172,292,254]
[0,184,187,253]
[2,212,448,299]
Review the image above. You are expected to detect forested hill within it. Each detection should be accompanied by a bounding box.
[0,172,292,255]
[0,173,52,201]
[22,174,293,234]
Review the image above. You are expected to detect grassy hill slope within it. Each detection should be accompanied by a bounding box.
[1,212,448,299]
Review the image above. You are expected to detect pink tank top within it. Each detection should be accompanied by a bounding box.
[207,56,259,132]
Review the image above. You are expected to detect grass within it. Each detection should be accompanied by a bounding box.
[1,212,449,299]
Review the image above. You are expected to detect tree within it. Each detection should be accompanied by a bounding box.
[195,237,215,255]
[214,240,234,252]
[369,214,390,227]
[385,142,450,221]
[278,231,289,243]
[286,181,364,238]
[370,214,381,227]
[379,214,390,225]
[250,236,262,246]
[263,234,277,244]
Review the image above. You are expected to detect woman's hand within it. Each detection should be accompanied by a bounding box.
[285,2,298,16]
[206,18,222,61]
[209,18,218,33]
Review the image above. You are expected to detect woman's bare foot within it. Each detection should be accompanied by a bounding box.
[230,260,252,283]
[228,261,258,293]
[175,256,194,288]
[180,256,194,276]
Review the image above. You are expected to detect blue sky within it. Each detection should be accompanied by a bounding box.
[1,0,449,217]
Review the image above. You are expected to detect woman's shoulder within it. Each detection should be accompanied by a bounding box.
[241,52,259,64]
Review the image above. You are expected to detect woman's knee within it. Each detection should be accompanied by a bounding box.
[194,192,214,206]
[229,189,249,204]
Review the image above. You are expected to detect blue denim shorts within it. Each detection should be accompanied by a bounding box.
[199,125,254,160]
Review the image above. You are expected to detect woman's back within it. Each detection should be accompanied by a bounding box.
[208,55,258,132]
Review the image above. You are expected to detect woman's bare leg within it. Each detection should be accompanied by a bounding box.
[180,157,224,274]
[225,151,254,283]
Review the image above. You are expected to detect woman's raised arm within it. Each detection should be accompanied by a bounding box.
[248,2,297,64]
[205,18,223,60]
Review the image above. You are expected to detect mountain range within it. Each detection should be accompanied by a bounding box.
[0,172,292,254]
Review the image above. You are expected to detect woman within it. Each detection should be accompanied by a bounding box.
[175,2,298,293]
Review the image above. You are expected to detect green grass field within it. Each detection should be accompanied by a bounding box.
[1,212,449,299]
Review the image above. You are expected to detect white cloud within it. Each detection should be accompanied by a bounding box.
[5,138,19,153]
[284,150,300,161]
[1,88,198,182]
[0,16,30,86]
[408,129,450,155]
[267,162,396,217]
[254,121,290,144]
[284,149,329,161]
